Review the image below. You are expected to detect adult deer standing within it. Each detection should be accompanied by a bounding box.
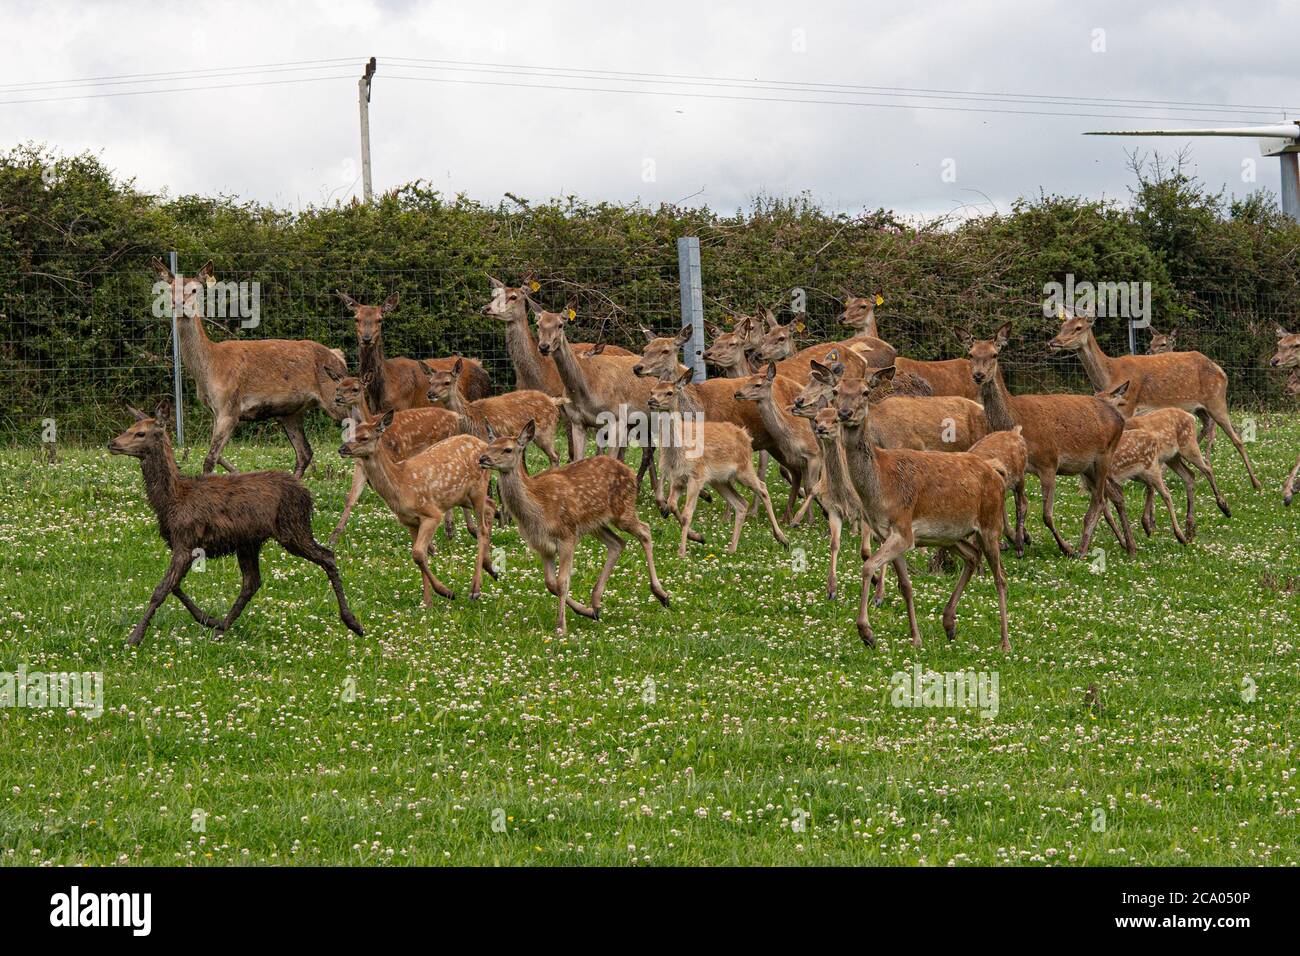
[734,364,823,524]
[482,277,633,459]
[1269,327,1300,503]
[150,260,347,477]
[962,323,1129,558]
[109,405,364,644]
[338,291,489,412]
[833,369,1011,651]
[1050,310,1260,489]
[478,421,670,634]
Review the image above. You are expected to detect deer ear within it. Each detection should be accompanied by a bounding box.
[587,343,606,357]
[1167,329,1176,345]
[676,367,693,387]
[127,403,149,421]
[484,421,497,442]
[518,420,536,446]
[153,401,172,426]
[823,347,839,362]
[1111,380,1131,398]
[675,325,693,345]
[337,291,361,311]
[380,291,400,313]
[378,409,395,432]
[196,261,215,282]
[956,329,974,349]
[324,365,343,382]
[1277,325,1291,339]
[829,361,846,377]
[563,299,577,319]
[487,274,504,290]
[870,365,897,387]
[418,360,433,377]
[705,323,722,339]
[994,322,1012,349]
[452,357,464,376]
[641,326,657,343]
[764,362,777,382]
[149,258,173,282]
[763,307,779,331]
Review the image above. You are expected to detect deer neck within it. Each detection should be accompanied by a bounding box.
[756,386,794,448]
[175,312,215,382]
[505,317,548,391]
[818,432,853,501]
[139,440,182,528]
[358,335,389,411]
[443,388,482,439]
[549,338,594,409]
[840,421,887,519]
[979,368,1019,432]
[1074,329,1117,389]
[494,466,550,548]
[357,441,406,508]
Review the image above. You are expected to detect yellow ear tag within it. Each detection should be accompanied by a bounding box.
[874,294,883,306]
[567,308,576,320]
[529,281,540,292]
[795,321,805,333]
[1058,305,1066,320]
[205,275,217,287]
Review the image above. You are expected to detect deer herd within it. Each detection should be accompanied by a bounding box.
[109,258,1294,651]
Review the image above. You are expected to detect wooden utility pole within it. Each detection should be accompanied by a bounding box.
[358,57,376,202]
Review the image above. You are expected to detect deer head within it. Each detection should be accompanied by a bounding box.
[1147,327,1176,354]
[1093,379,1134,418]
[646,368,693,412]
[150,258,213,317]
[839,293,878,337]
[753,309,797,364]
[421,358,462,403]
[633,326,692,378]
[1048,310,1094,352]
[1271,326,1300,368]
[108,404,172,457]
[812,403,843,441]
[960,323,1012,385]
[331,373,371,412]
[534,304,576,357]
[789,357,845,418]
[733,362,780,403]
[483,275,535,321]
[478,420,535,473]
[338,409,394,458]
[833,367,896,425]
[702,320,752,371]
[339,291,399,348]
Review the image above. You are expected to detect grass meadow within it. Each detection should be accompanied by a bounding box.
[0,415,1297,866]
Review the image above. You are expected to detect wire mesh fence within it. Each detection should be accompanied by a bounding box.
[0,246,1294,447]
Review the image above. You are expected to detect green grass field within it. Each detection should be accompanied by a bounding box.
[1,416,1297,866]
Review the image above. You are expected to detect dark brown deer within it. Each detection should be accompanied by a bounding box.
[1050,310,1259,489]
[109,405,364,645]
[833,369,1011,651]
[478,421,670,634]
[338,291,489,413]
[150,259,348,477]
[962,323,1129,558]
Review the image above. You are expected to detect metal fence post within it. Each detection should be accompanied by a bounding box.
[677,236,706,381]
[168,250,185,447]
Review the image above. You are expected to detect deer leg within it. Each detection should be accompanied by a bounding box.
[941,540,981,643]
[204,413,239,474]
[678,476,705,558]
[1013,478,1028,557]
[1102,477,1136,555]
[736,467,788,550]
[824,510,842,601]
[568,419,587,462]
[589,527,626,617]
[859,520,886,606]
[1036,470,1076,558]
[173,587,221,629]
[1195,408,1216,453]
[128,550,194,645]
[891,556,923,648]
[977,526,1011,652]
[618,513,670,608]
[1165,457,1196,539]
[1178,440,1228,518]
[857,527,911,648]
[329,461,369,549]
[1148,469,1187,545]
[281,412,313,479]
[1077,457,1113,559]
[713,480,748,554]
[279,535,364,636]
[534,427,561,468]
[1204,399,1260,489]
[412,516,455,604]
[215,544,263,637]
[791,459,822,528]
[1284,446,1300,507]
[782,465,803,525]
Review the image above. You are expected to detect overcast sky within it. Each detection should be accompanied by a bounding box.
[3,0,1299,220]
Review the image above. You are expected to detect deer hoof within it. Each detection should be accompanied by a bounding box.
[826,588,837,601]
[655,590,671,608]
[592,607,601,620]
[1285,493,1293,507]
[857,626,875,649]
[469,591,481,601]
[126,629,146,647]
[943,620,956,641]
